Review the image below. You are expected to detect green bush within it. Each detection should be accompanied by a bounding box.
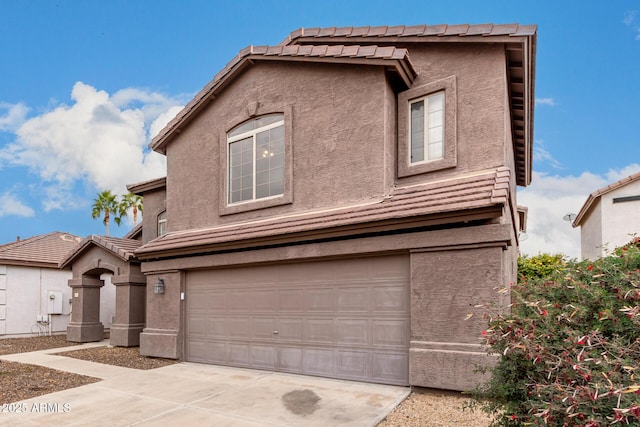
[517,253,567,281]
[473,243,640,426]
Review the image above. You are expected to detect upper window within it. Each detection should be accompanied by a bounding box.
[397,76,457,179]
[410,92,444,164]
[227,114,285,204]
[157,210,167,237]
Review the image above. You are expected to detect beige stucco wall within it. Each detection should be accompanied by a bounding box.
[396,43,508,187]
[581,180,640,259]
[167,61,389,232]
[580,202,603,260]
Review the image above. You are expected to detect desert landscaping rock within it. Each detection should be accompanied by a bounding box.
[0,334,80,355]
[55,345,177,370]
[0,335,176,405]
[0,361,99,404]
[377,389,493,427]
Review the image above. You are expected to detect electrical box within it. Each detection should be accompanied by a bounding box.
[47,290,63,314]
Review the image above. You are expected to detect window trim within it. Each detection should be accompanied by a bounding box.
[157,210,167,237]
[227,115,285,205]
[219,105,293,216]
[398,76,457,178]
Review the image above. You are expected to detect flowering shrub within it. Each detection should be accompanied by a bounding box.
[473,244,640,426]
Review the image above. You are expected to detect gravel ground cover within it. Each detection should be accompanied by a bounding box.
[0,361,99,404]
[378,389,493,426]
[0,334,175,404]
[0,334,79,355]
[55,346,177,370]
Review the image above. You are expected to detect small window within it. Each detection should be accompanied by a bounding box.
[157,211,167,237]
[410,92,444,164]
[227,114,285,205]
[397,76,457,178]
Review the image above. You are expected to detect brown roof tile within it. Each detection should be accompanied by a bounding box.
[0,232,82,268]
[280,23,537,44]
[59,235,142,269]
[136,168,511,259]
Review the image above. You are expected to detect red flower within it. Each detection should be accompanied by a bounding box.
[587,265,593,271]
[481,330,487,336]
[541,309,548,316]
[510,414,517,420]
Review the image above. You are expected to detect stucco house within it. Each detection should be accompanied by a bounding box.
[62,23,536,391]
[0,232,115,336]
[573,171,640,260]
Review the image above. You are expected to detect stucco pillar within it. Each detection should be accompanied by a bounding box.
[409,244,511,391]
[66,276,104,342]
[139,271,182,359]
[109,274,146,347]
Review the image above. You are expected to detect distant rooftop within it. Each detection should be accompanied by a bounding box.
[0,232,82,268]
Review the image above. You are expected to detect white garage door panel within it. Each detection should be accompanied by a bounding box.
[186,255,410,385]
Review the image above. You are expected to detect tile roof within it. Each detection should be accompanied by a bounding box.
[0,232,82,268]
[150,44,416,154]
[280,24,537,45]
[59,235,142,269]
[573,171,640,227]
[136,167,511,259]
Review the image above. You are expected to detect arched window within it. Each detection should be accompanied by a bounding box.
[227,114,285,204]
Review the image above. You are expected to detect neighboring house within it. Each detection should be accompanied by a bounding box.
[0,232,117,336]
[573,171,640,260]
[63,23,536,391]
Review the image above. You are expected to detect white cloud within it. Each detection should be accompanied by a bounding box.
[518,164,640,259]
[0,82,184,197]
[623,10,640,40]
[535,98,556,106]
[533,140,563,170]
[0,192,35,217]
[624,10,637,26]
[0,102,29,132]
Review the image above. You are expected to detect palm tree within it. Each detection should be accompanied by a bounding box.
[119,193,143,225]
[91,190,121,236]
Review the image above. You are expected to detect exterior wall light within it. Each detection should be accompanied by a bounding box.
[153,278,165,294]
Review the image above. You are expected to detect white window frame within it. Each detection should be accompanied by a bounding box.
[409,91,445,165]
[397,76,457,179]
[157,210,167,237]
[227,115,285,205]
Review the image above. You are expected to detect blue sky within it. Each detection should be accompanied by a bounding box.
[1,0,639,258]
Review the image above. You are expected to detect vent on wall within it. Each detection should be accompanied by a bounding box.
[613,195,640,204]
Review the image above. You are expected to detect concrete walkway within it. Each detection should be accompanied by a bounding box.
[0,343,409,426]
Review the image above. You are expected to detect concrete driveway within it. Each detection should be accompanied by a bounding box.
[0,344,409,426]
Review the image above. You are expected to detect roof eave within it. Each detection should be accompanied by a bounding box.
[59,236,138,269]
[135,206,503,261]
[0,259,66,269]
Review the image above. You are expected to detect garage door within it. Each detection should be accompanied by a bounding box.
[185,255,410,385]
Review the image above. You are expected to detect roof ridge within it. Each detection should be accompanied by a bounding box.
[0,231,77,253]
[280,23,537,45]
